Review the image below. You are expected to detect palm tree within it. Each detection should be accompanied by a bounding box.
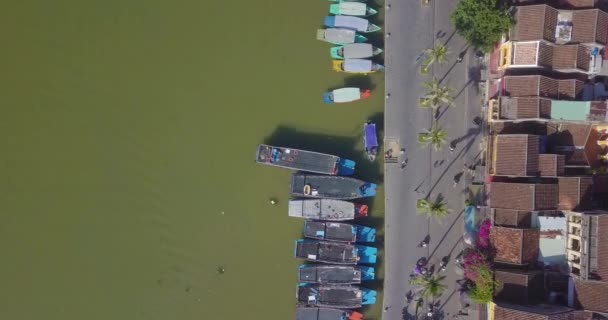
[420,77,454,109]
[424,42,449,67]
[418,122,447,151]
[416,196,449,219]
[409,274,447,299]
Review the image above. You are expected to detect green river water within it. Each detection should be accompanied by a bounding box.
[0,1,385,319]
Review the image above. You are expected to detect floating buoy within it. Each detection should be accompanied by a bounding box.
[270,199,277,205]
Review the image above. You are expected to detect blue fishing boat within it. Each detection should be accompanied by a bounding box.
[323,16,381,33]
[297,285,377,308]
[363,121,378,161]
[303,220,376,243]
[294,239,377,264]
[316,28,368,45]
[296,307,363,320]
[256,144,355,175]
[290,173,377,200]
[298,265,375,284]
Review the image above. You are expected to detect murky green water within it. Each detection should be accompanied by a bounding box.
[0,1,384,319]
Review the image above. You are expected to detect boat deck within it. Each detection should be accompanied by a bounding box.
[296,307,348,320]
[297,285,362,308]
[256,145,338,174]
[299,265,361,284]
[295,240,358,264]
[291,174,367,199]
[288,199,355,220]
[304,221,356,242]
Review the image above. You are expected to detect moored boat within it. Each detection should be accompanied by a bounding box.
[316,28,368,45]
[323,16,381,33]
[363,121,378,161]
[297,285,377,308]
[323,87,371,103]
[256,144,355,175]
[296,307,363,320]
[290,173,377,200]
[332,59,384,74]
[298,265,375,284]
[294,239,377,264]
[303,220,376,243]
[288,199,368,220]
[330,43,382,59]
[329,2,377,16]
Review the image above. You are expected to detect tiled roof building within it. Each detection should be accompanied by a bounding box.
[489,182,559,210]
[491,226,541,265]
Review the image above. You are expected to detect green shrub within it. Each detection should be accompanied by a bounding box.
[450,0,512,52]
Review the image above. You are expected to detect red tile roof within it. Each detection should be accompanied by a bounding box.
[504,75,560,98]
[539,154,566,177]
[494,269,545,304]
[572,278,608,313]
[558,177,594,210]
[490,226,540,265]
[490,182,558,210]
[493,303,577,320]
[493,209,534,228]
[494,135,540,176]
[512,5,558,42]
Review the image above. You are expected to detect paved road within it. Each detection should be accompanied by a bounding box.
[382,0,484,319]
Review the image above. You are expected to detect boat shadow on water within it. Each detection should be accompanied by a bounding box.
[341,74,377,91]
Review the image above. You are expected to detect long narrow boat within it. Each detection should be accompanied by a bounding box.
[304,220,376,243]
[294,239,377,264]
[329,2,377,16]
[296,307,363,320]
[316,28,368,45]
[290,173,377,200]
[330,43,382,59]
[256,144,355,175]
[298,265,375,284]
[297,285,377,308]
[288,199,368,220]
[363,121,378,161]
[323,87,370,103]
[323,16,381,33]
[332,59,384,74]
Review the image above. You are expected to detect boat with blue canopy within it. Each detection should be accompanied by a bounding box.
[297,285,377,308]
[316,28,367,45]
[323,16,381,33]
[332,59,384,74]
[256,144,355,175]
[296,307,363,320]
[294,239,377,264]
[288,199,368,220]
[330,43,382,59]
[329,2,377,16]
[298,265,375,284]
[303,220,376,243]
[290,173,377,200]
[323,87,370,103]
[363,121,378,161]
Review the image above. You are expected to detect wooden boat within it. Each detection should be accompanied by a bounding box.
[297,285,377,308]
[294,239,378,264]
[316,28,367,45]
[303,220,376,243]
[296,307,363,320]
[323,87,371,103]
[330,43,382,59]
[288,199,368,220]
[290,173,377,200]
[332,59,384,74]
[329,2,377,16]
[298,265,375,284]
[363,121,378,161]
[323,16,381,33]
[256,144,355,175]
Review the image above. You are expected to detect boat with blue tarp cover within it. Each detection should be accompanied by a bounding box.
[288,199,368,220]
[316,28,368,45]
[297,284,377,308]
[363,121,378,161]
[323,87,371,103]
[290,173,377,200]
[329,2,377,16]
[296,307,363,320]
[298,265,375,284]
[294,239,377,264]
[303,220,376,243]
[256,144,355,175]
[324,16,381,33]
[330,43,382,59]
